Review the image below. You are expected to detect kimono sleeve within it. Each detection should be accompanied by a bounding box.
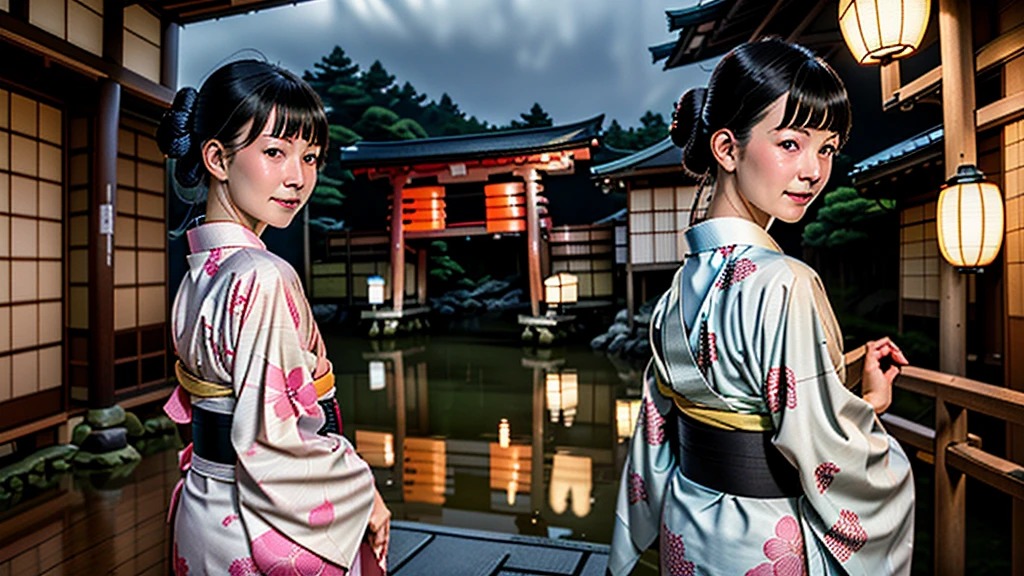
[227,258,375,572]
[762,271,915,575]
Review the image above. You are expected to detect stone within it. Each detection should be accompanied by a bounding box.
[634,312,652,326]
[86,405,126,429]
[124,412,145,437]
[521,326,535,342]
[368,320,381,338]
[590,333,612,350]
[607,333,629,354]
[614,308,629,323]
[461,298,484,311]
[80,427,129,453]
[537,327,555,346]
[72,445,141,468]
[382,319,398,337]
[311,304,338,324]
[449,289,472,300]
[144,415,176,435]
[607,323,631,336]
[632,339,652,358]
[438,304,456,316]
[72,423,92,446]
[470,280,510,298]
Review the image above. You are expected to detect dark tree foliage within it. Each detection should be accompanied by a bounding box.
[603,112,669,151]
[509,102,553,129]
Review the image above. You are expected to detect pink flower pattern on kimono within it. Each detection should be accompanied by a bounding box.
[696,320,718,371]
[642,397,666,446]
[718,245,737,258]
[203,248,223,277]
[308,500,335,527]
[661,524,696,576]
[266,363,319,420]
[715,258,757,289]
[766,367,797,413]
[628,471,648,505]
[174,543,190,576]
[229,557,260,576]
[251,529,346,576]
[824,510,868,562]
[814,462,841,494]
[222,514,239,527]
[745,516,805,576]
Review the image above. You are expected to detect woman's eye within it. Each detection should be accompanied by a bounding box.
[820,144,838,157]
[303,153,318,164]
[780,140,799,151]
[264,148,283,158]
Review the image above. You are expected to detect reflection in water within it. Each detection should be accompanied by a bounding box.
[545,370,578,427]
[331,334,643,545]
[549,453,592,518]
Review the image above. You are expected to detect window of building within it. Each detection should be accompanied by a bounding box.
[123,6,161,83]
[29,0,104,56]
[628,186,695,265]
[0,89,63,404]
[1006,118,1024,318]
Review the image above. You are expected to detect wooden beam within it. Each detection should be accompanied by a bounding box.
[881,61,901,106]
[786,0,828,43]
[976,91,1024,132]
[0,412,67,445]
[946,442,1024,501]
[934,396,968,575]
[976,22,1024,72]
[748,0,786,41]
[390,174,407,312]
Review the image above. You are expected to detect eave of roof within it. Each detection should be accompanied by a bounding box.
[667,0,730,32]
[849,126,943,184]
[339,115,604,170]
[591,138,683,176]
[159,0,320,25]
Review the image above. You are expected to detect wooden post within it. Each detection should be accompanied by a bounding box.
[417,246,428,305]
[934,396,968,575]
[935,2,974,568]
[161,21,179,90]
[89,79,119,409]
[518,168,544,317]
[102,0,123,65]
[938,0,973,380]
[626,182,634,330]
[881,60,901,105]
[390,174,406,312]
[392,352,406,491]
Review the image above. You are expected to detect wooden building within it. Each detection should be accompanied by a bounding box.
[591,138,696,326]
[0,0,316,455]
[324,117,615,319]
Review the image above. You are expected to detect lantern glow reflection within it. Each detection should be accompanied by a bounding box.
[546,370,578,427]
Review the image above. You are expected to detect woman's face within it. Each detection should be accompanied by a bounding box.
[733,94,839,224]
[224,110,321,229]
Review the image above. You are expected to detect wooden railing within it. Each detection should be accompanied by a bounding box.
[844,348,1024,575]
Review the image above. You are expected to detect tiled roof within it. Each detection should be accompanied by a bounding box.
[850,126,943,179]
[591,138,683,176]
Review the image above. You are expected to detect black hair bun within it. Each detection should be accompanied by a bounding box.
[670,87,713,178]
[157,87,198,159]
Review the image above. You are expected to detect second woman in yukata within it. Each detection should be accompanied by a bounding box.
[158,60,390,575]
[609,38,915,575]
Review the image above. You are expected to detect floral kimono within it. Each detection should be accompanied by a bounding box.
[164,222,376,575]
[610,217,915,575]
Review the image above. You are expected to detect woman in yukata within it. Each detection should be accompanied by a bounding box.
[609,38,915,575]
[157,60,390,575]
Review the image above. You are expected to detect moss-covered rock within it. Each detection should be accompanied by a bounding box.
[143,415,176,435]
[72,423,92,446]
[72,445,141,468]
[124,411,145,437]
[86,405,126,429]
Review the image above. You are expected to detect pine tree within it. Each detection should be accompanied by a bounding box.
[510,102,553,129]
[303,47,362,125]
[360,61,397,108]
[636,111,668,148]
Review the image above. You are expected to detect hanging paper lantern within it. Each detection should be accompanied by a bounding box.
[936,165,1004,272]
[839,0,930,64]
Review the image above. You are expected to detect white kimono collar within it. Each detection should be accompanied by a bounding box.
[684,217,782,255]
[187,221,266,254]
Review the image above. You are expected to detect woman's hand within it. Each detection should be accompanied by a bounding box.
[861,337,909,414]
[366,487,391,572]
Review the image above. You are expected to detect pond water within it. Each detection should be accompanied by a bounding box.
[322,331,644,546]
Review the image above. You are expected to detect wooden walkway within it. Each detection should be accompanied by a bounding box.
[388,521,609,576]
[0,448,611,575]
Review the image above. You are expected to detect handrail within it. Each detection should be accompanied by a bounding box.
[842,347,1024,574]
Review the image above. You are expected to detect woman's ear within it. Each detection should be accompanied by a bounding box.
[710,128,738,173]
[202,140,228,182]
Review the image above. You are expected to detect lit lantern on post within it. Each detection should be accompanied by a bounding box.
[367,275,386,306]
[936,165,1004,272]
[545,370,578,427]
[839,0,930,64]
[544,272,578,311]
[369,360,386,391]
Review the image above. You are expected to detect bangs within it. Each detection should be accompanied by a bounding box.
[235,71,330,165]
[777,59,851,146]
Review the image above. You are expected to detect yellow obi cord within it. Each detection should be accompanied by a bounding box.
[655,373,774,432]
[175,360,335,399]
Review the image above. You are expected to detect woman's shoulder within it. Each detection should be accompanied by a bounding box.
[221,247,302,287]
